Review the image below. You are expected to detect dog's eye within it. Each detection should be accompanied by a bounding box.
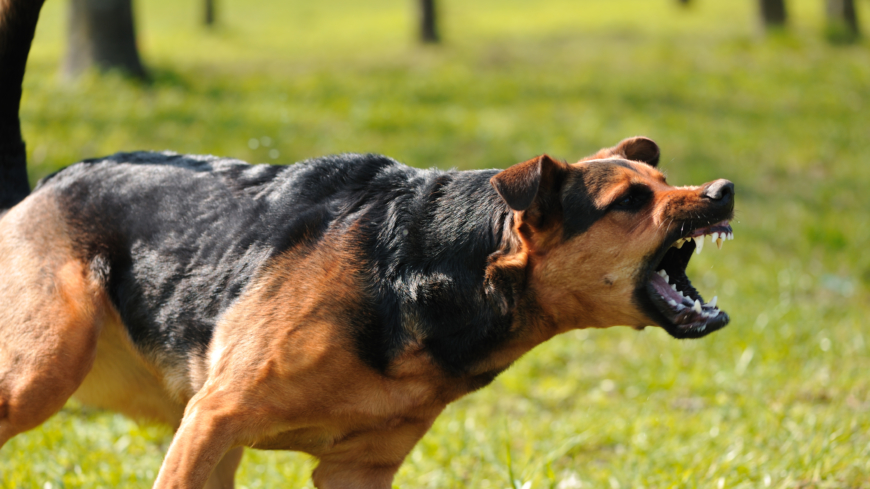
[611,187,651,211]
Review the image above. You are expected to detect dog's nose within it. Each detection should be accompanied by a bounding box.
[702,179,734,203]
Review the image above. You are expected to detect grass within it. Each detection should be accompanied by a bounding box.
[4,0,870,487]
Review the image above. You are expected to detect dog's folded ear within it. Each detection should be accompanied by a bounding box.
[490,155,568,212]
[582,136,660,167]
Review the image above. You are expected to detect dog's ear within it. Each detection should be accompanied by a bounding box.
[490,155,568,212]
[581,136,660,167]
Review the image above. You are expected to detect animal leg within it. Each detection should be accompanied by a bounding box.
[0,251,105,449]
[312,417,435,489]
[152,388,251,489]
[204,446,244,489]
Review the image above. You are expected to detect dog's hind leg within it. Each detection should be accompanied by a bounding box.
[0,196,105,448]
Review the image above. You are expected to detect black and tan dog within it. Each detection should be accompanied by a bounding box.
[0,137,734,488]
[0,1,734,487]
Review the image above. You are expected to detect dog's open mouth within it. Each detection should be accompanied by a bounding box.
[646,220,733,337]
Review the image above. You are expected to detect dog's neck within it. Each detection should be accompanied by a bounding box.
[374,168,569,384]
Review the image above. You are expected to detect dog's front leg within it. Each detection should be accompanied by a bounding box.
[204,446,244,489]
[311,416,437,489]
[153,390,247,489]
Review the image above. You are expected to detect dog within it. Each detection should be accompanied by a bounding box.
[1,2,735,487]
[0,134,735,488]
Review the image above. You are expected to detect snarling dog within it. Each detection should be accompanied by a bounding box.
[0,137,733,488]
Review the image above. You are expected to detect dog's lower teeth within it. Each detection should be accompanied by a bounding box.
[693,300,702,313]
[708,296,717,308]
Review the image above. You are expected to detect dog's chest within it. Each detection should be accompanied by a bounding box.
[250,352,462,454]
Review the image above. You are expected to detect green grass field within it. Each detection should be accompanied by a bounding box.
[3,0,870,487]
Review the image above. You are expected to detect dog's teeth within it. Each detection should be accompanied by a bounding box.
[675,239,685,249]
[658,270,667,278]
[693,300,702,313]
[711,232,719,243]
[694,236,704,254]
[728,232,734,240]
[668,299,677,307]
[708,296,718,308]
[716,237,723,249]
[671,284,678,292]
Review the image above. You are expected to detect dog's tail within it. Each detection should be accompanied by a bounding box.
[0,0,47,213]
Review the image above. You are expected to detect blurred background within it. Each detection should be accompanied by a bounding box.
[4,0,870,487]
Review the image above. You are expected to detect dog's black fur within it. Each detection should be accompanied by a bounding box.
[40,151,534,379]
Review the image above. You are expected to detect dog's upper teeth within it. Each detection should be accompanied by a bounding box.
[671,230,732,251]
[693,299,702,313]
[708,296,718,308]
[671,283,678,291]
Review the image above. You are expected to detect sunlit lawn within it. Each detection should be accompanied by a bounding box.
[3,0,870,487]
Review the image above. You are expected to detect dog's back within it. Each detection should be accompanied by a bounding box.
[3,151,410,396]
[33,151,384,367]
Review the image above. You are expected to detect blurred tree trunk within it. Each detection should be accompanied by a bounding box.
[418,0,439,43]
[677,0,691,6]
[825,0,860,40]
[0,0,47,208]
[63,0,147,80]
[759,0,787,27]
[204,0,216,27]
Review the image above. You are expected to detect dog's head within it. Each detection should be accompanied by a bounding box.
[490,137,734,339]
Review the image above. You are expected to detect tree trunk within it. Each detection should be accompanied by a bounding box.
[759,0,787,27]
[825,0,860,40]
[0,0,47,208]
[204,0,215,27]
[63,0,147,80]
[418,0,439,44]
[678,0,691,6]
